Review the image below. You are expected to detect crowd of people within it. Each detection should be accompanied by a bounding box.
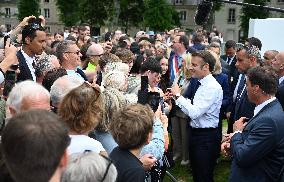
[0,15,283,182]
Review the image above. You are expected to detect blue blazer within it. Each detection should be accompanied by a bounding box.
[276,80,284,110]
[229,100,284,182]
[233,88,255,122]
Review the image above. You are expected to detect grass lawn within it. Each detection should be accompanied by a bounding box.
[164,120,231,182]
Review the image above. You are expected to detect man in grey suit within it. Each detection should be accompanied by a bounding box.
[222,66,284,182]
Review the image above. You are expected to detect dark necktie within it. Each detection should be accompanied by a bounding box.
[191,81,201,104]
[76,68,88,81]
[236,75,246,101]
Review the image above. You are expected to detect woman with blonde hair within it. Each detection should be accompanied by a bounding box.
[170,53,191,165]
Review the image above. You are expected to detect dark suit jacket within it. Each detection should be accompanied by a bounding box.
[16,50,34,82]
[220,55,239,91]
[214,73,232,116]
[229,100,284,182]
[220,58,230,76]
[276,80,284,110]
[233,88,255,122]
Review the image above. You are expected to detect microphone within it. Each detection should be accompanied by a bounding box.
[194,0,213,26]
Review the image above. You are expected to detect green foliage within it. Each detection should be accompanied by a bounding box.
[79,0,114,27]
[56,0,80,26]
[240,0,269,38]
[143,0,180,31]
[18,0,40,21]
[118,0,144,33]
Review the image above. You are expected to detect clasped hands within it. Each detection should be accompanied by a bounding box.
[221,117,248,157]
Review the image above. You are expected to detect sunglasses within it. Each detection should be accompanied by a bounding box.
[64,50,80,55]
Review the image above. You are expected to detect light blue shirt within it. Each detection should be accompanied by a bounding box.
[176,74,223,128]
[66,69,85,82]
[140,117,165,160]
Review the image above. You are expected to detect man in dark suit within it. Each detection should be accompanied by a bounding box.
[221,40,239,90]
[227,45,261,133]
[222,66,284,182]
[17,22,46,82]
[272,51,284,110]
[168,35,195,85]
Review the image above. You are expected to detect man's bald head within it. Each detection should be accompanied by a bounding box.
[263,50,279,66]
[86,44,104,56]
[272,51,284,76]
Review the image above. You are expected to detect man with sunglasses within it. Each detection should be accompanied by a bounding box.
[17,21,46,82]
[56,40,88,81]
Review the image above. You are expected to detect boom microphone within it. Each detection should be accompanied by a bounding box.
[194,0,213,26]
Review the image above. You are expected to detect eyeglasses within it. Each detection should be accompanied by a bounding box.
[65,50,80,55]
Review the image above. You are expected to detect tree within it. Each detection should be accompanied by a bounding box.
[240,0,269,39]
[56,0,80,26]
[204,1,223,31]
[18,0,40,21]
[79,0,114,32]
[118,0,144,33]
[143,0,180,31]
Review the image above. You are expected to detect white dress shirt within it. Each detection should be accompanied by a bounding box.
[176,74,223,128]
[253,97,276,117]
[279,76,284,85]
[0,72,4,84]
[21,48,36,81]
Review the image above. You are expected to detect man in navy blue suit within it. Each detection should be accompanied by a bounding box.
[227,45,261,133]
[222,66,284,182]
[17,20,46,82]
[272,51,284,110]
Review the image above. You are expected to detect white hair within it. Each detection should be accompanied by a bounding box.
[61,152,117,182]
[6,81,50,113]
[50,75,84,106]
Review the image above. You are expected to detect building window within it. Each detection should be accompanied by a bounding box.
[228,8,236,24]
[175,0,183,4]
[278,0,284,2]
[44,9,50,18]
[179,11,186,21]
[5,8,11,18]
[45,26,50,33]
[44,0,49,2]
[5,24,11,32]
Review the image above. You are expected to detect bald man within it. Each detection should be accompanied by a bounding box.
[86,44,104,71]
[263,50,278,66]
[272,51,284,109]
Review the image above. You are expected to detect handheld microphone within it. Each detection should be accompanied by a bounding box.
[194,0,213,26]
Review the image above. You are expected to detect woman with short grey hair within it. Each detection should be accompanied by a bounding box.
[61,152,117,182]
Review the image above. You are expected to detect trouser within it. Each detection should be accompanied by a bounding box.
[189,128,219,182]
[171,116,189,160]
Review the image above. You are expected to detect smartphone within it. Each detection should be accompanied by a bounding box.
[141,76,148,92]
[3,35,10,47]
[3,70,17,98]
[160,97,165,113]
